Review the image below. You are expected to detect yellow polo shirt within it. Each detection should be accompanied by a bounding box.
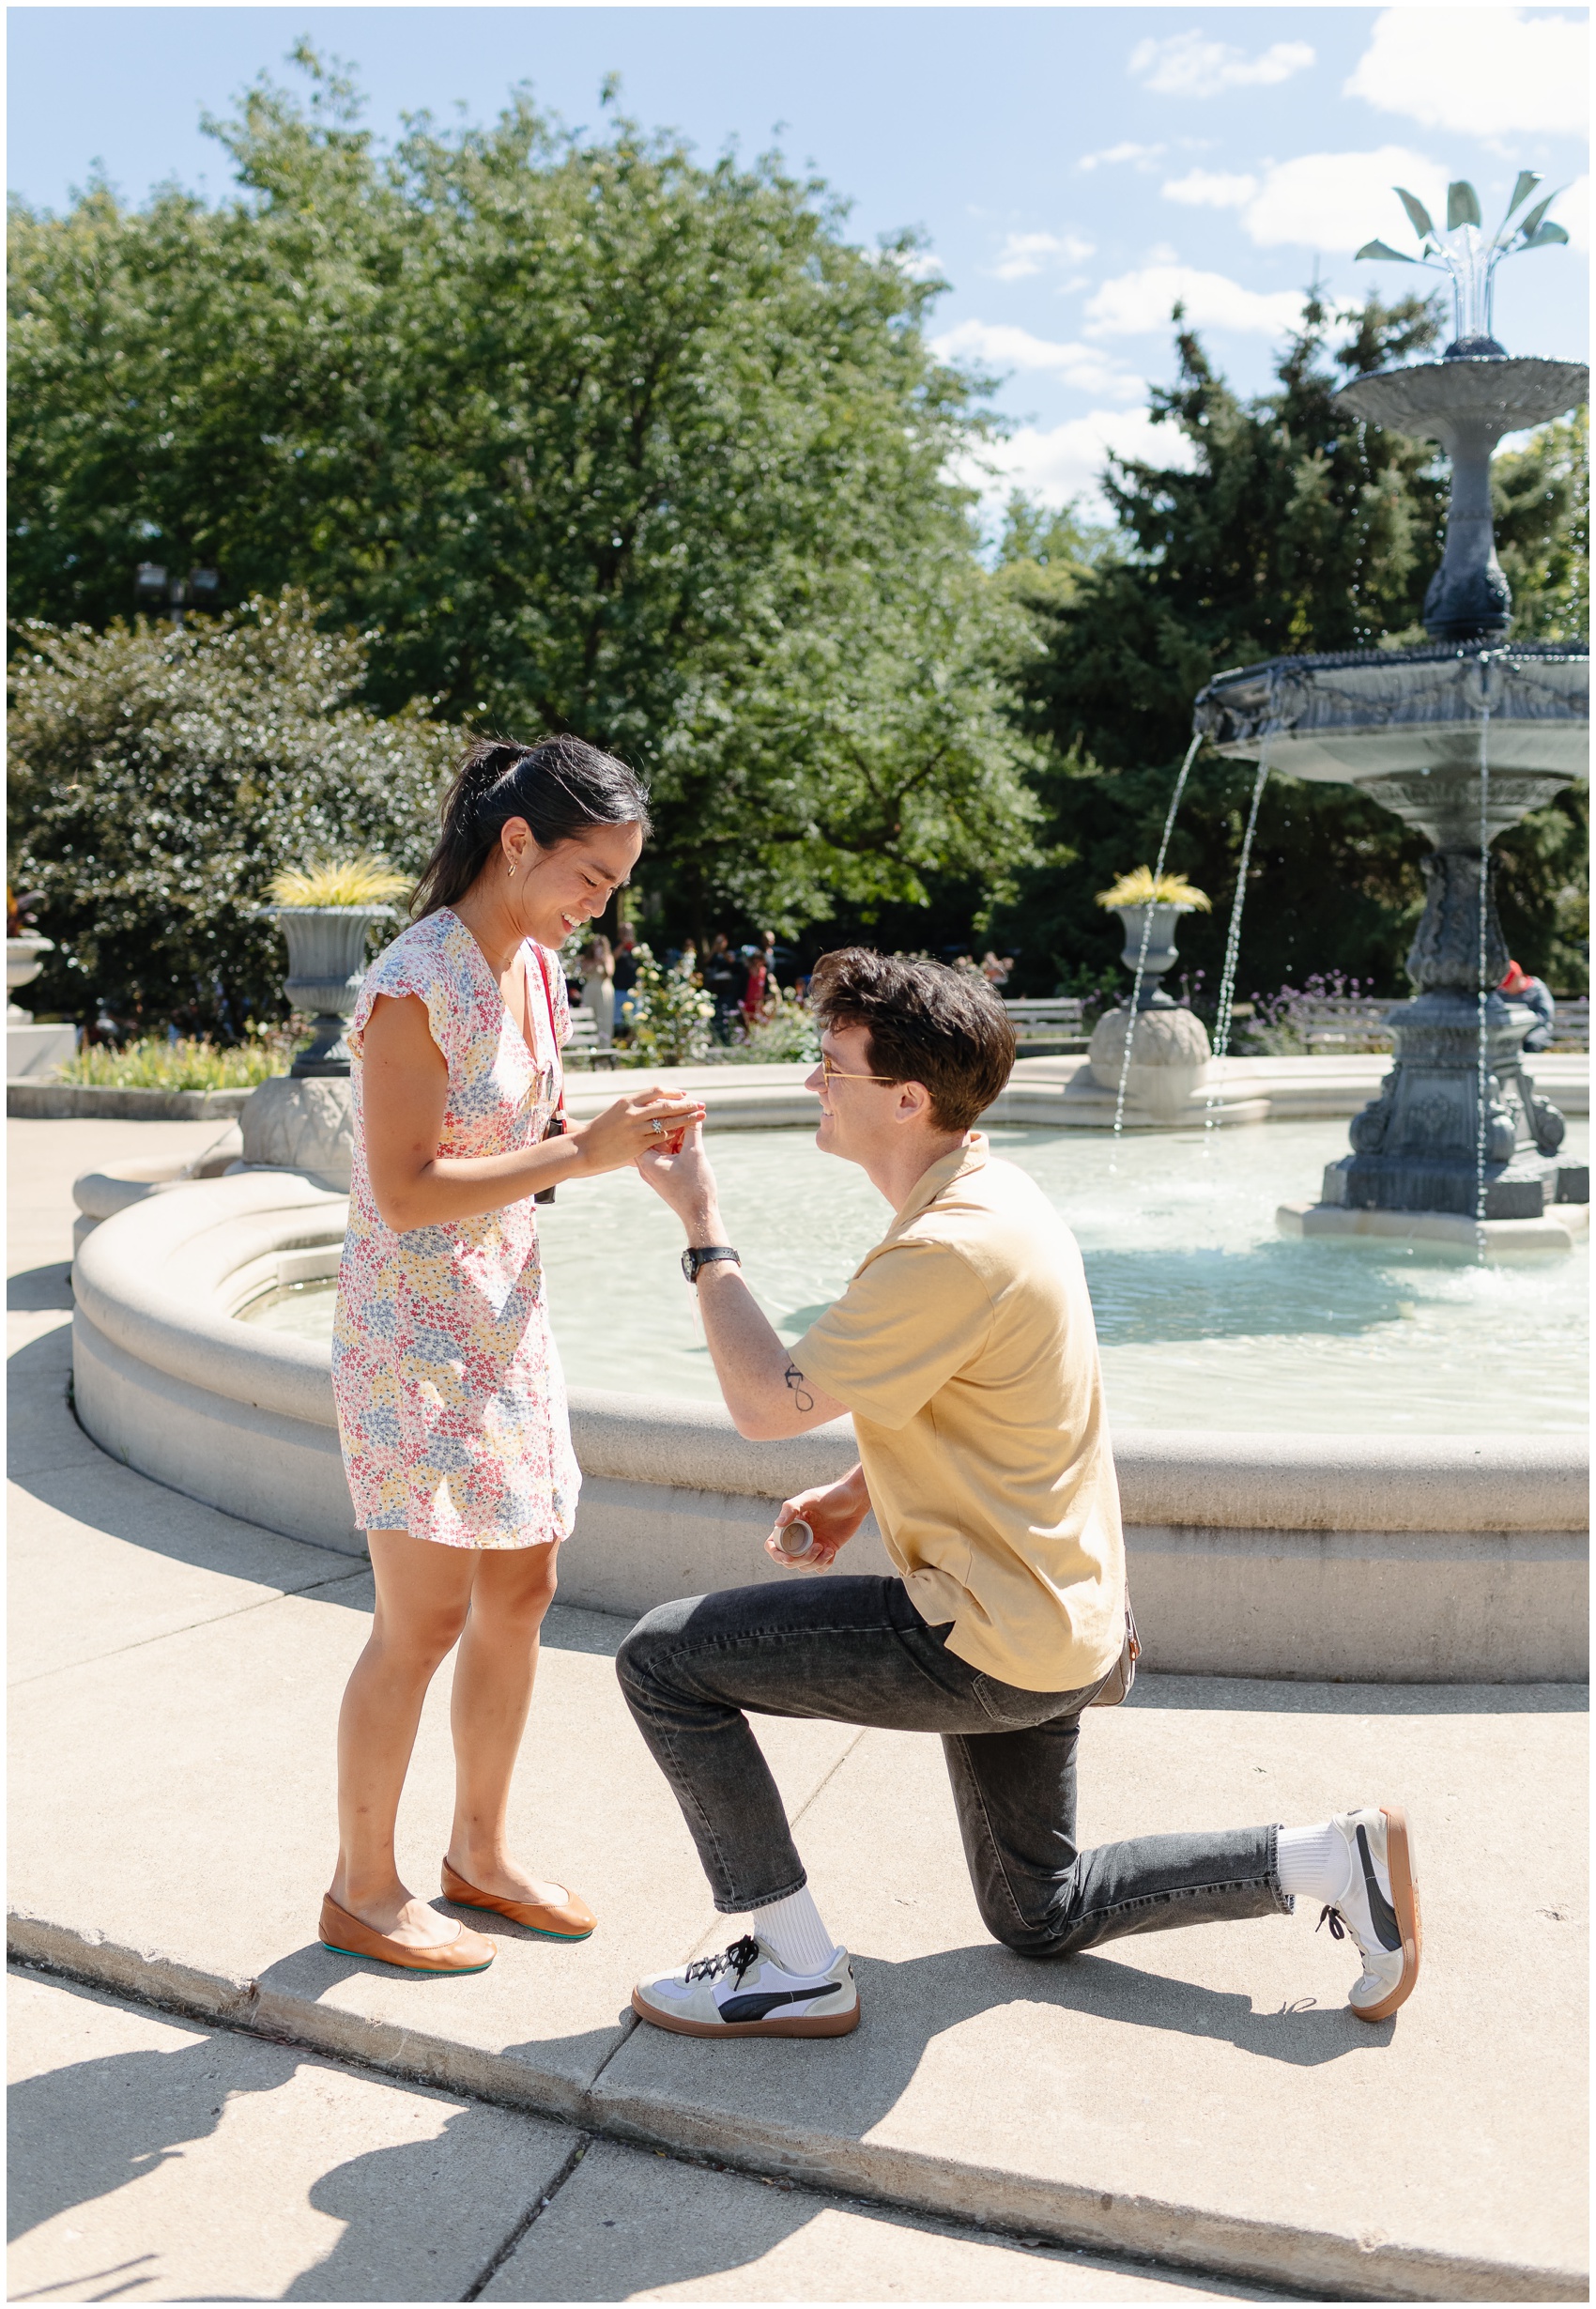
[790,1134,1124,1694]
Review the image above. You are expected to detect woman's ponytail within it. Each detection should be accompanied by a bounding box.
[411,733,651,919]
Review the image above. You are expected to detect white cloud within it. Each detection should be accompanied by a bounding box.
[889,247,944,283]
[1163,170,1259,209]
[974,409,1197,516]
[1557,175,1588,253]
[1084,266,1304,339]
[991,229,1095,281]
[1238,148,1447,254]
[932,321,1145,402]
[1079,142,1165,173]
[1346,8,1588,137]
[1130,31,1315,100]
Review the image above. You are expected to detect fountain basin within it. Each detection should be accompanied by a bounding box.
[1194,643,1588,844]
[69,1151,1588,1680]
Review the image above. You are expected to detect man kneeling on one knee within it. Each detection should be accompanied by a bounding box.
[621,948,1420,2038]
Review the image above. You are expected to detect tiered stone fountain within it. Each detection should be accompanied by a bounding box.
[1194,174,1588,1244]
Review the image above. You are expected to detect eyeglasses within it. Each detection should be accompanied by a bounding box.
[820,1052,898,1087]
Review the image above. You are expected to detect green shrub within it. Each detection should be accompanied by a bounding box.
[8,590,456,1035]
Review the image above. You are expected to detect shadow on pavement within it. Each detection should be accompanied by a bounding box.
[8,2017,285,2246]
[7,1325,371,1609]
[8,1262,73,1314]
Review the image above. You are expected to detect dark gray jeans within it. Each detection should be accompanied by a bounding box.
[616,1574,1289,1957]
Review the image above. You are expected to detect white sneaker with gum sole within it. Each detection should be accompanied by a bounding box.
[1316,1805,1421,2022]
[633,1933,860,2038]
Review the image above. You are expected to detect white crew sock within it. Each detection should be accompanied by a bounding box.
[1277,1822,1349,1906]
[748,1885,838,1975]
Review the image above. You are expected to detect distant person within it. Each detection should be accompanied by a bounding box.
[980,950,1014,990]
[613,930,639,998]
[740,945,771,1024]
[1499,959,1555,1054]
[704,933,745,1038]
[580,933,616,1046]
[324,734,702,1976]
[617,948,1420,2038]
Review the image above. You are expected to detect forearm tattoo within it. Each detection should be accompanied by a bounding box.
[784,1362,814,1413]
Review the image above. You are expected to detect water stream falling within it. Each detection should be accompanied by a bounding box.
[1203,743,1274,1138]
[1110,730,1205,1159]
[1348,419,1373,649]
[1474,657,1494,1261]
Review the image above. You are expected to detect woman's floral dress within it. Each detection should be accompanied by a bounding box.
[331,908,580,1548]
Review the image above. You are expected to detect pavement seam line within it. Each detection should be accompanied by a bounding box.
[6,1568,373,1688]
[10,1927,1580,2305]
[458,2131,593,2301]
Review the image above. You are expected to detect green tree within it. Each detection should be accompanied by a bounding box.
[8,50,1037,939]
[993,294,1588,997]
[8,591,456,1031]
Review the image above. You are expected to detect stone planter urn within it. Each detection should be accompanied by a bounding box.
[7,933,54,1024]
[1085,901,1213,1116]
[1111,903,1187,1008]
[237,903,396,1192]
[272,905,397,1077]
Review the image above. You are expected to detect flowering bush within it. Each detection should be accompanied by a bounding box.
[727,984,821,1064]
[616,945,716,1067]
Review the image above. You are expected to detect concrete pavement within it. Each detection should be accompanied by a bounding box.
[8,1971,1280,2304]
[8,1119,1589,2301]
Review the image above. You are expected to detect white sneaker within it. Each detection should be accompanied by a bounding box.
[1316,1806,1421,2022]
[633,1932,860,2039]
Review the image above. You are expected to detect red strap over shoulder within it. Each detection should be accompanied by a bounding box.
[530,944,566,1119]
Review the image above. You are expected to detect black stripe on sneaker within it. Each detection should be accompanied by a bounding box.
[718,1982,844,2024]
[1356,1823,1403,1951]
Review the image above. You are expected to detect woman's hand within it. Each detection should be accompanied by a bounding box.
[764,1468,871,1570]
[570,1088,705,1178]
[361,993,703,1229]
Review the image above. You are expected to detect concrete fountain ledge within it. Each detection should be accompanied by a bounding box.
[70,1170,1588,1683]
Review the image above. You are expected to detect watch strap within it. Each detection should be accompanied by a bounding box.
[682,1244,741,1285]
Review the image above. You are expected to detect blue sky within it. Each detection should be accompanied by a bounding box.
[8,6,1589,516]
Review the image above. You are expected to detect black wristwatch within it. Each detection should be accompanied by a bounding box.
[681,1245,741,1285]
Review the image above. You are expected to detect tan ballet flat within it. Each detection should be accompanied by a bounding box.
[319,1893,495,1975]
[440,1856,597,1941]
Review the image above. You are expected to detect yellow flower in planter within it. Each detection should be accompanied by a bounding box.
[268,856,411,907]
[1095,866,1211,912]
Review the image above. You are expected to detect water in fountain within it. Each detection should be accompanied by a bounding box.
[1474,667,1492,1259]
[1110,730,1205,1159]
[1204,745,1273,1139]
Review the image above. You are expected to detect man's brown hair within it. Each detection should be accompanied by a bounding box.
[807,948,1016,1133]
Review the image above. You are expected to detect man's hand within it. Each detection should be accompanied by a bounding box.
[765,1466,871,1570]
[637,1116,723,1238]
[638,1122,847,1439]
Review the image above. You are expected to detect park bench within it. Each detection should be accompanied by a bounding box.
[1004,996,1089,1053]
[561,1007,620,1070]
[1248,991,1588,1054]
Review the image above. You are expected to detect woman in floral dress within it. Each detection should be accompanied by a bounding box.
[322,736,703,1974]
